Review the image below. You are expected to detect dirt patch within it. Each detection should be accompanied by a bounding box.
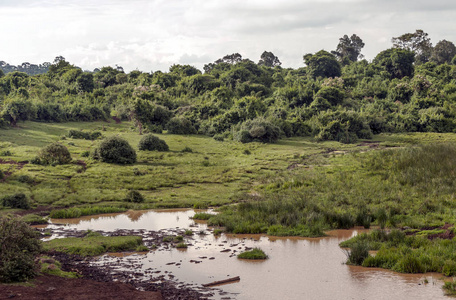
[0,274,162,300]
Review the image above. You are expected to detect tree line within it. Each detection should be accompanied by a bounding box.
[1,29,456,143]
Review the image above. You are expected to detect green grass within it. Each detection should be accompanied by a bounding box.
[38,256,79,278]
[42,235,144,256]
[237,248,268,260]
[49,206,127,218]
[341,229,456,276]
[21,214,48,225]
[0,121,359,211]
[206,142,456,237]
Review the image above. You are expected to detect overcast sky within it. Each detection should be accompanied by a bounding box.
[1,0,455,72]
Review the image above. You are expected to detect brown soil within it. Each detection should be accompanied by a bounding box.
[0,275,162,300]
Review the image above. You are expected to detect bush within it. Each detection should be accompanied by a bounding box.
[346,241,369,265]
[2,193,30,209]
[138,134,169,151]
[93,136,136,164]
[0,170,4,180]
[67,130,102,140]
[166,117,197,134]
[181,146,193,153]
[35,143,72,165]
[234,118,280,143]
[17,175,33,184]
[125,190,144,203]
[0,215,42,282]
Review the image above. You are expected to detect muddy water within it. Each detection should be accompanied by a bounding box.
[48,210,448,300]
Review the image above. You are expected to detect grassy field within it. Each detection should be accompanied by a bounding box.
[0,120,367,211]
[2,121,456,215]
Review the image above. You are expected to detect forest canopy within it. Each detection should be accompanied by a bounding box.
[1,30,456,143]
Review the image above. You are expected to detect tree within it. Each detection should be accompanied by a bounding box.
[220,53,243,65]
[169,64,201,77]
[332,34,365,64]
[373,48,415,79]
[258,51,282,68]
[392,30,433,64]
[303,50,341,78]
[430,40,456,65]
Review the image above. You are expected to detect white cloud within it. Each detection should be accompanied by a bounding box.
[0,0,455,71]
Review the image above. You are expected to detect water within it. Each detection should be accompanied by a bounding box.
[46,209,448,300]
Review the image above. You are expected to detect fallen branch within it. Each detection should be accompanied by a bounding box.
[202,276,240,287]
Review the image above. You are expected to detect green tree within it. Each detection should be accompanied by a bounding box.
[332,34,365,64]
[304,50,341,78]
[392,29,432,64]
[373,48,415,79]
[430,40,456,65]
[258,51,282,68]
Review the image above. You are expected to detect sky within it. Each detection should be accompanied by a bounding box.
[1,0,455,72]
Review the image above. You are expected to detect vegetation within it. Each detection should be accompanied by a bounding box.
[340,229,456,275]
[35,143,71,165]
[0,215,42,283]
[93,136,136,164]
[38,256,78,278]
[125,190,144,203]
[138,134,169,151]
[2,193,30,209]
[67,129,102,140]
[42,235,144,256]
[237,248,268,260]
[49,206,127,219]
[205,142,456,237]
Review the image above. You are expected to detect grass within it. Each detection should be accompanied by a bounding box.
[0,121,356,212]
[38,256,79,278]
[237,248,268,260]
[341,229,456,276]
[205,142,456,237]
[49,206,127,218]
[21,214,48,225]
[42,235,144,256]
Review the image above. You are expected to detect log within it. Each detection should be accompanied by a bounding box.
[202,276,240,287]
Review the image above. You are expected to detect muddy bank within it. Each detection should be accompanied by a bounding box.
[0,274,162,300]
[39,227,212,300]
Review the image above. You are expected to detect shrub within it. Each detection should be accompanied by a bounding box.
[35,143,72,165]
[17,175,33,184]
[2,193,30,209]
[81,150,90,157]
[166,117,197,134]
[237,248,268,259]
[0,170,4,180]
[181,146,193,153]
[346,241,369,265]
[138,134,169,151]
[125,190,144,203]
[93,136,136,164]
[0,215,42,283]
[235,118,280,143]
[67,129,102,140]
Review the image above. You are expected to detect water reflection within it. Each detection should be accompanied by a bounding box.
[46,209,448,300]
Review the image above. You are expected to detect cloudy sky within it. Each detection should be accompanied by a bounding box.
[1,0,455,72]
